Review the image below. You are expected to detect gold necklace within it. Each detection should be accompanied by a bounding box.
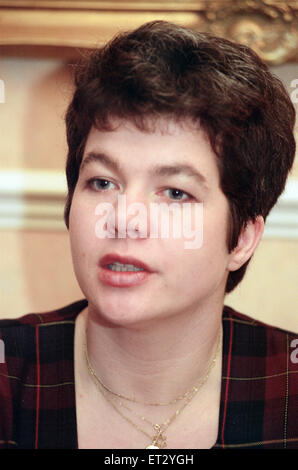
[84,331,221,406]
[84,330,222,449]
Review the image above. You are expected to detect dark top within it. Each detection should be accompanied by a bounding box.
[0,299,297,449]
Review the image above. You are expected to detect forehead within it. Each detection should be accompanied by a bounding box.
[84,115,208,151]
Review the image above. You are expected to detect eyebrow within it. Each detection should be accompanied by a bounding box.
[80,151,209,189]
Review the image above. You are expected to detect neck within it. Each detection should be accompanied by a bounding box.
[80,301,223,405]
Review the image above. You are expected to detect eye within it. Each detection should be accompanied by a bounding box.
[163,188,193,202]
[87,178,116,191]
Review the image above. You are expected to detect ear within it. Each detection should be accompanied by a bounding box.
[227,215,264,272]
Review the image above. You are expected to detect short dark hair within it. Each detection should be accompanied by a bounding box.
[64,20,296,293]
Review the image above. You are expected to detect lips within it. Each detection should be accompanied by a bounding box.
[98,253,154,288]
[99,253,152,272]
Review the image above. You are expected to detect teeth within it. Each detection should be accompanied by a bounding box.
[108,262,145,272]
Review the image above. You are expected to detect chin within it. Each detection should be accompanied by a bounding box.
[86,294,152,328]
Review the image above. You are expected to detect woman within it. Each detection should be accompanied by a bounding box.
[0,20,297,449]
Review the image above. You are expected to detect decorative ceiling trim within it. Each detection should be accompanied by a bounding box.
[0,1,297,11]
[0,0,297,65]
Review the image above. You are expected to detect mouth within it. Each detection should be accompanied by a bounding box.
[98,253,154,287]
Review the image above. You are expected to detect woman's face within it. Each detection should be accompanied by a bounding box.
[69,118,236,327]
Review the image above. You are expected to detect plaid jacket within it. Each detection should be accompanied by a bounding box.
[0,299,297,449]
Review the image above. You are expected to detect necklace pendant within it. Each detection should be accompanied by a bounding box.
[151,428,167,449]
[146,444,160,449]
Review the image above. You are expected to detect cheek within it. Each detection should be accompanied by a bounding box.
[69,196,96,262]
[69,199,100,296]
[162,210,230,284]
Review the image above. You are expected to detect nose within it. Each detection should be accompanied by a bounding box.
[109,192,151,239]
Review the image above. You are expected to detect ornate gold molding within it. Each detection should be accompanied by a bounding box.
[199,0,298,65]
[0,0,297,64]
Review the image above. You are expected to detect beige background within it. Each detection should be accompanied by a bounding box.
[0,49,297,333]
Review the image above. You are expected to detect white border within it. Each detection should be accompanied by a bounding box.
[0,169,297,238]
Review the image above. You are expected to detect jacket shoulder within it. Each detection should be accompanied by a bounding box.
[223,304,298,338]
[0,299,88,328]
